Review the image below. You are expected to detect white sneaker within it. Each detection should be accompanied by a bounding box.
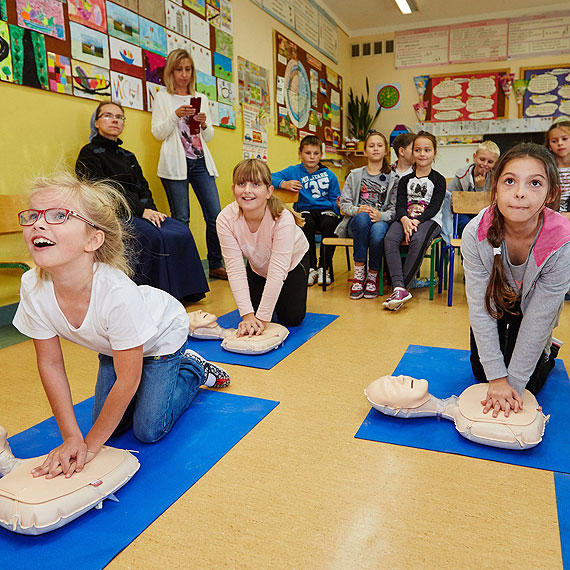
[308,268,319,286]
[317,267,331,286]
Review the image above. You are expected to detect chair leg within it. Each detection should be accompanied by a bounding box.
[345,246,351,271]
[379,257,384,296]
[438,245,447,295]
[322,244,328,292]
[448,247,455,306]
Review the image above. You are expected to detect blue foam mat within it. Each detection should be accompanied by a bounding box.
[1,390,278,570]
[555,473,570,569]
[185,310,338,369]
[355,345,570,473]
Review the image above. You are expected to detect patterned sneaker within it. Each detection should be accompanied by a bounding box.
[349,278,365,300]
[363,273,379,299]
[184,349,231,388]
[382,288,412,311]
[307,268,319,286]
[317,267,331,286]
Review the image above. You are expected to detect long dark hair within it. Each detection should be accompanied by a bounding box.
[485,143,560,319]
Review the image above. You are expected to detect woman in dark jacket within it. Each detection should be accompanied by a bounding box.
[76,100,208,301]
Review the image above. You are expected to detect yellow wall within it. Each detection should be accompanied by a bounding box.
[0,0,350,306]
[346,31,569,136]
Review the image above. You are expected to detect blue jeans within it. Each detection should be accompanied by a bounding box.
[161,156,223,269]
[348,213,389,272]
[93,345,205,444]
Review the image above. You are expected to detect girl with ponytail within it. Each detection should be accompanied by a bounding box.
[462,143,570,418]
[217,159,310,337]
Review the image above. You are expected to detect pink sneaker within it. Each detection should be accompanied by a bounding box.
[382,288,412,311]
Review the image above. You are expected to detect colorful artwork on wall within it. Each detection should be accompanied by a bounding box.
[146,80,163,111]
[214,29,232,58]
[111,70,143,109]
[190,13,209,48]
[0,20,13,82]
[68,0,107,33]
[110,36,143,78]
[191,41,211,75]
[217,101,235,128]
[166,29,191,54]
[71,58,110,100]
[139,16,167,56]
[143,49,166,84]
[16,0,65,40]
[213,51,231,81]
[107,2,140,46]
[47,52,72,94]
[196,69,216,100]
[216,77,233,104]
[183,0,205,18]
[70,22,110,68]
[206,5,219,28]
[165,0,189,37]
[9,24,48,89]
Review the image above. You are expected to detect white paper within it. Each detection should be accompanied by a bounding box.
[165,0,189,37]
[191,41,212,75]
[190,13,211,48]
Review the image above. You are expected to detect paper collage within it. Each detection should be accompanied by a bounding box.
[48,52,72,94]
[9,24,48,89]
[71,58,110,100]
[143,49,166,84]
[16,0,65,40]
[111,70,144,109]
[110,36,143,78]
[68,0,107,33]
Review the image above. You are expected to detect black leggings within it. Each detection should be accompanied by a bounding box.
[300,210,339,269]
[469,302,556,395]
[246,253,309,327]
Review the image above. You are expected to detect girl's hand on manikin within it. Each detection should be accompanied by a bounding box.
[237,313,267,337]
[481,377,524,418]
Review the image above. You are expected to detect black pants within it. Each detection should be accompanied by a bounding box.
[246,253,309,326]
[469,302,556,395]
[300,210,339,269]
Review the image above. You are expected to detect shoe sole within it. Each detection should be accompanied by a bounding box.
[364,292,378,299]
[350,292,364,300]
[382,293,412,310]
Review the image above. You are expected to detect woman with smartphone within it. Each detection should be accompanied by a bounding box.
[151,49,227,280]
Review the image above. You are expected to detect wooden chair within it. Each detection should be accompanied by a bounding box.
[438,191,491,306]
[0,194,33,273]
[272,188,299,204]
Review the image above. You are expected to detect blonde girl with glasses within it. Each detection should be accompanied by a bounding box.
[12,174,230,480]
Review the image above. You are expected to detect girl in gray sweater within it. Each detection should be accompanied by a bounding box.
[462,143,570,418]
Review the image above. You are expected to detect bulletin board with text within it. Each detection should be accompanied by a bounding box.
[520,65,570,119]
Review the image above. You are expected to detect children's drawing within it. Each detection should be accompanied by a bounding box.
[139,16,167,56]
[70,22,110,68]
[146,81,164,111]
[191,41,211,75]
[9,25,48,89]
[107,2,140,46]
[190,14,210,48]
[208,100,219,125]
[196,69,216,100]
[68,0,107,33]
[217,77,233,104]
[110,36,143,78]
[0,0,6,20]
[215,29,232,58]
[143,49,166,84]
[183,0,205,18]
[0,21,13,82]
[111,70,143,110]
[206,5,220,28]
[206,0,220,9]
[16,0,65,41]
[71,58,110,100]
[166,29,191,54]
[48,52,72,94]
[220,0,232,34]
[217,102,235,129]
[165,0,189,37]
[213,52,232,82]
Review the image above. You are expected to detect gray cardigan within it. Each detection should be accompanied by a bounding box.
[462,206,570,395]
[335,166,398,237]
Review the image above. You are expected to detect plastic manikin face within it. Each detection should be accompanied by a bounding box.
[367,375,430,408]
[188,310,218,331]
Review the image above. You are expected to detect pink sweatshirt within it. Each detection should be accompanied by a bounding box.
[217,201,309,321]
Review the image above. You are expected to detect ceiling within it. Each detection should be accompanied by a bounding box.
[316,0,570,37]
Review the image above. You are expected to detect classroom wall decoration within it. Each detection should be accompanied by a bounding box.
[0,0,236,125]
[520,65,570,119]
[274,30,342,145]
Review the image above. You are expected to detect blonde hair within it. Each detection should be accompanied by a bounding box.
[163,49,196,95]
[477,140,500,156]
[30,173,133,280]
[232,159,305,227]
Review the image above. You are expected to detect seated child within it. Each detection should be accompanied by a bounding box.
[271,135,340,286]
[391,132,415,182]
[448,140,500,237]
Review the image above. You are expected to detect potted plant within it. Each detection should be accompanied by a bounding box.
[347,77,381,150]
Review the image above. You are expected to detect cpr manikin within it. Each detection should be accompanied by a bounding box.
[364,376,548,450]
[0,425,139,535]
[188,310,289,354]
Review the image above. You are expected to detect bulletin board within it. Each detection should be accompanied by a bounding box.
[0,0,236,128]
[520,65,570,119]
[425,69,508,123]
[274,30,342,146]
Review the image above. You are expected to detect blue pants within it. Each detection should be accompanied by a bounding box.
[161,156,223,270]
[348,213,389,272]
[93,345,205,444]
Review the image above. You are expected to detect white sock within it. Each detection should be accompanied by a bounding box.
[354,266,365,280]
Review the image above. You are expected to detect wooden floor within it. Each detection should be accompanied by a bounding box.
[1,257,568,569]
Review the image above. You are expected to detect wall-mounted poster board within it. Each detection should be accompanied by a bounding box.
[520,65,570,119]
[274,30,342,146]
[425,69,508,123]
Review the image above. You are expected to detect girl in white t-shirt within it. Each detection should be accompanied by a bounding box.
[217,159,309,337]
[546,120,570,219]
[13,173,230,479]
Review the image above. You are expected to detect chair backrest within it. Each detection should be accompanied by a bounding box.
[273,188,299,203]
[452,191,491,215]
[0,194,28,235]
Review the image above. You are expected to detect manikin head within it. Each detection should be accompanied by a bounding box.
[366,375,430,409]
[188,310,218,331]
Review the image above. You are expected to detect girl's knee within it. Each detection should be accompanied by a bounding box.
[279,311,306,327]
[133,422,170,444]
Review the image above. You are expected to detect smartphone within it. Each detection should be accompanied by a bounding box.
[187,96,202,135]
